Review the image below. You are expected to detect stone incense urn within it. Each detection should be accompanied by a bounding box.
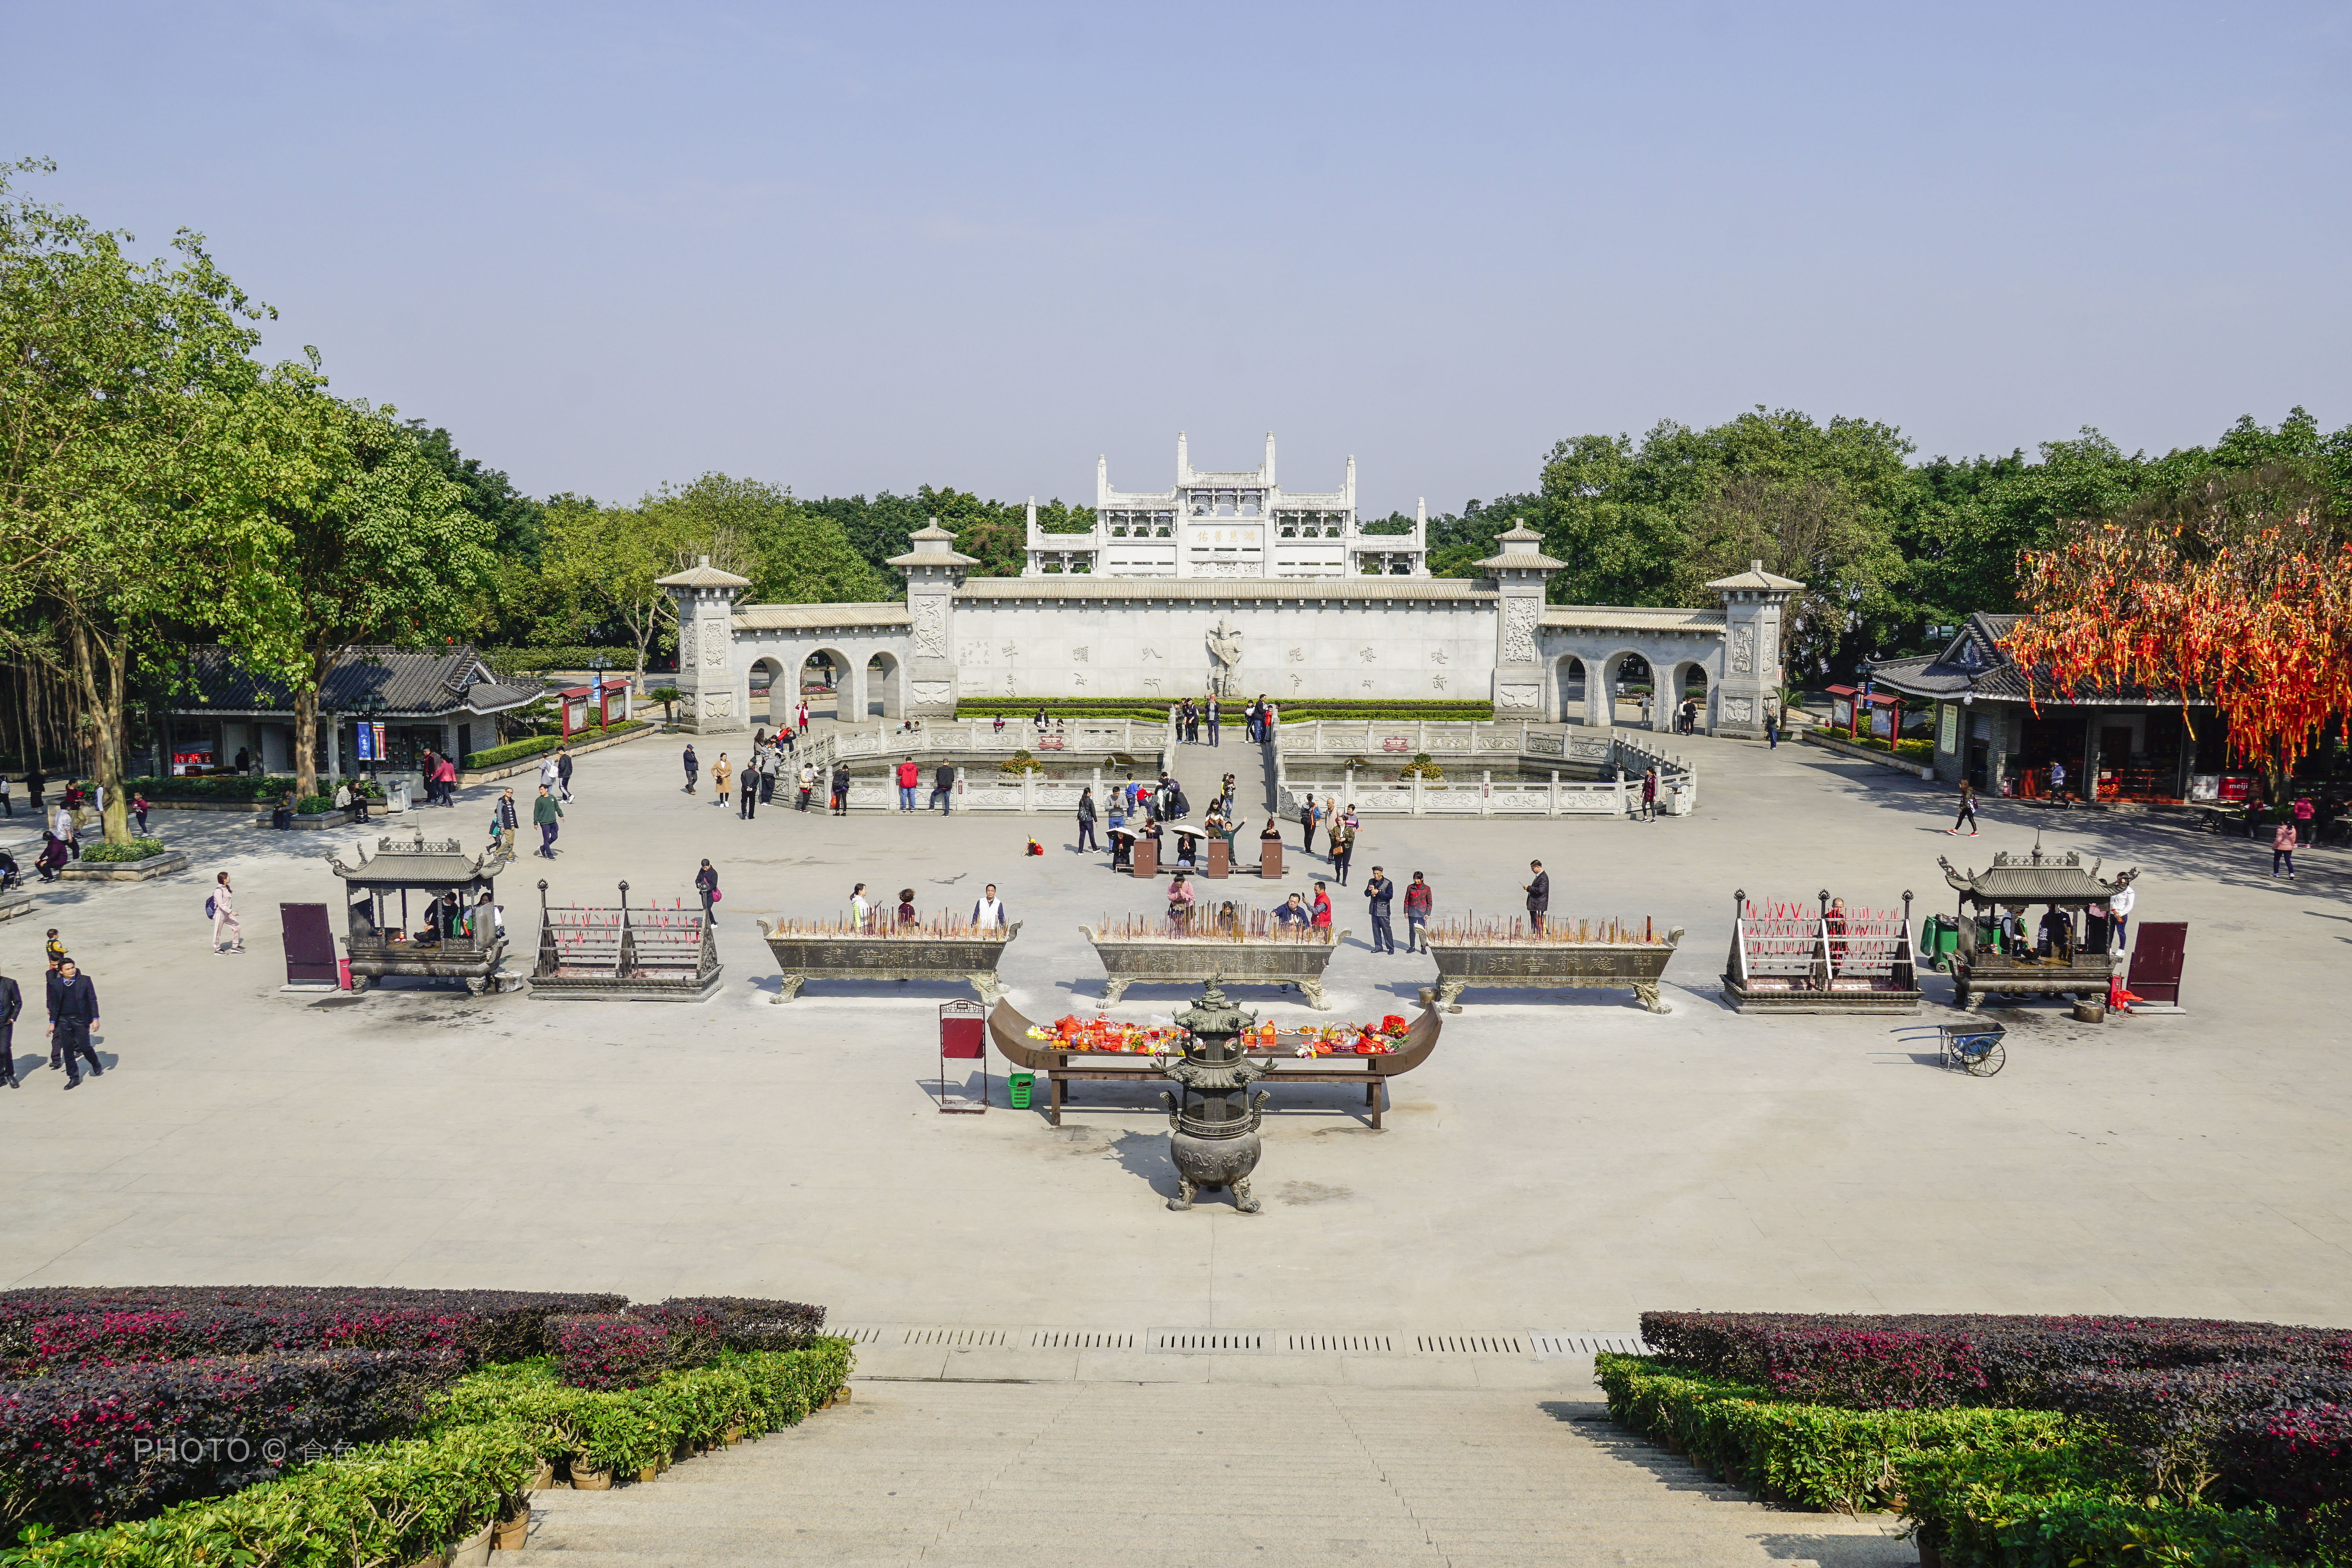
[1155,978,1273,1213]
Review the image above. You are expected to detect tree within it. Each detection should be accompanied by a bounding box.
[2005,471,2352,786]
[539,495,679,687]
[636,473,887,603]
[0,160,289,843]
[1677,475,1903,680]
[235,396,493,798]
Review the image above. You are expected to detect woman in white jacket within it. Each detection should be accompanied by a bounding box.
[211,871,244,954]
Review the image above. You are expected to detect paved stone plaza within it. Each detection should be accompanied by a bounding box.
[3,729,2340,1342]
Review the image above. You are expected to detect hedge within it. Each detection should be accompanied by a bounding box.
[119,777,383,804]
[462,721,650,771]
[1,1343,852,1567]
[0,1289,628,1374]
[0,1350,460,1533]
[1638,1311,2352,1410]
[74,841,168,865]
[1596,1354,2067,1514]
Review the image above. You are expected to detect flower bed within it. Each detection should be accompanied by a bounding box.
[0,1289,845,1567]
[1612,1312,2352,1566]
[73,840,169,865]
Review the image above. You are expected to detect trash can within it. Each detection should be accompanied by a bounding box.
[1007,1072,1035,1110]
[387,779,412,813]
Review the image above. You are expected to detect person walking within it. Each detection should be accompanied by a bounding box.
[682,744,699,795]
[1949,780,1979,836]
[53,801,79,860]
[1403,871,1433,952]
[711,754,732,809]
[495,788,520,855]
[0,964,21,1089]
[48,958,102,1088]
[972,884,1008,930]
[2292,795,2316,846]
[209,871,244,954]
[740,755,761,819]
[829,763,851,816]
[797,760,817,811]
[760,749,779,804]
[131,791,150,835]
[24,766,44,813]
[2048,759,2068,803]
[1766,707,1780,749]
[1640,767,1659,822]
[1523,860,1550,935]
[1329,813,1356,886]
[2107,871,2136,951]
[1363,866,1396,954]
[1299,794,1318,857]
[796,700,809,735]
[556,745,574,802]
[896,759,919,811]
[931,762,954,815]
[695,859,720,919]
[2272,818,2299,879]
[422,750,442,806]
[532,784,564,857]
[1076,787,1099,852]
[0,771,11,818]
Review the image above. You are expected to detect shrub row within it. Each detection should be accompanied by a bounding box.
[73,841,168,865]
[0,1341,851,1568]
[1638,1311,2352,1410]
[118,776,384,803]
[2045,1363,2352,1509]
[0,1289,628,1376]
[461,721,650,771]
[1595,1354,2068,1514]
[550,1298,826,1390]
[0,1349,459,1533]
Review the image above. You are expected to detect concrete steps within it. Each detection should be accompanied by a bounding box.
[523,1381,1915,1566]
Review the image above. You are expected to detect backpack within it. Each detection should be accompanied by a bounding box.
[204,894,216,919]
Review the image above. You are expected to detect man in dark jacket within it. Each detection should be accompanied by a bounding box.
[930,764,954,815]
[830,764,851,816]
[1362,867,1395,955]
[682,744,699,795]
[1403,871,1433,952]
[0,967,19,1088]
[47,958,101,1088]
[1523,860,1550,935]
[555,746,574,802]
[532,786,564,858]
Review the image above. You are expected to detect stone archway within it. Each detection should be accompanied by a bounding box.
[1668,661,1711,735]
[1592,650,1649,730]
[799,647,850,725]
[746,655,788,727]
[866,652,902,719]
[1554,655,1590,724]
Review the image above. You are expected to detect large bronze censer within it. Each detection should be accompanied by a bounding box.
[1154,978,1274,1213]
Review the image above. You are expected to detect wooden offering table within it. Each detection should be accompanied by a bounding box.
[988,999,1442,1129]
[1258,838,1283,878]
[1423,918,1682,1013]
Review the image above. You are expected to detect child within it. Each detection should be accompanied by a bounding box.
[897,888,918,924]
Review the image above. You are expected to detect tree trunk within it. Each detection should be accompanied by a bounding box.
[292,683,318,802]
[67,620,132,845]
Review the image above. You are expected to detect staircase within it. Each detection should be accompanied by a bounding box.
[525,1379,1913,1566]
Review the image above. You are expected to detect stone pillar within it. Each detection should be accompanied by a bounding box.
[1706,559,1802,740]
[654,556,753,734]
[887,521,976,719]
[1472,523,1563,718]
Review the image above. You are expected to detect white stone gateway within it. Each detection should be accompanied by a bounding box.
[656,438,1801,740]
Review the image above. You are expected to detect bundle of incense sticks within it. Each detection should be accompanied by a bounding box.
[763,913,998,939]
[1094,908,1330,942]
[1426,915,1668,944]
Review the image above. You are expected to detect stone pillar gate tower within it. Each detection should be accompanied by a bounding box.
[654,555,753,733]
[887,521,978,719]
[1706,559,1802,739]
[1474,522,1565,714]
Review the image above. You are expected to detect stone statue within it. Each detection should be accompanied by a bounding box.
[1206,620,1243,695]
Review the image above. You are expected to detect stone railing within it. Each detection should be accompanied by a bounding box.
[810,716,1171,766]
[1273,720,1696,818]
[797,719,1171,815]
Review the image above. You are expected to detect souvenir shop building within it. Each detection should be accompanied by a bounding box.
[158,646,543,778]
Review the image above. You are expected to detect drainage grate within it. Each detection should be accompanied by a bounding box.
[831,1325,891,1345]
[1413,1334,1524,1356]
[1530,1332,1651,1359]
[903,1327,1008,1347]
[1150,1330,1266,1353]
[1030,1330,1137,1350]
[1286,1333,1395,1353]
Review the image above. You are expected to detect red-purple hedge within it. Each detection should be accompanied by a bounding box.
[551,1316,676,1391]
[633,1297,824,1354]
[0,1348,458,1531]
[2218,1400,2352,1512]
[0,1288,627,1376]
[1638,1312,2352,1410]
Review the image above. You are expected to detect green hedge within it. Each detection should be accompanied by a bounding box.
[4,1342,852,1568]
[122,776,384,803]
[1597,1355,2339,1566]
[75,838,168,864]
[1597,1354,2067,1515]
[462,721,652,771]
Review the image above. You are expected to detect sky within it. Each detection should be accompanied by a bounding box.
[7,2,2350,517]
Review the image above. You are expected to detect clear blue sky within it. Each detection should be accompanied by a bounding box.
[8,2,2348,517]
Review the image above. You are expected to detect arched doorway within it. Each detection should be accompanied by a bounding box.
[1555,655,1590,724]
[1596,651,1651,728]
[1669,662,1709,735]
[866,652,901,719]
[747,656,787,727]
[798,649,846,725]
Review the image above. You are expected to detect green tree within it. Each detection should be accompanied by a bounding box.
[234,396,494,799]
[539,495,679,688]
[0,159,290,843]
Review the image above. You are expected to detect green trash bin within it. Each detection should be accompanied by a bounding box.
[1007,1072,1035,1110]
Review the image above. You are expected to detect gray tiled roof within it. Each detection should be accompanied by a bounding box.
[327,832,504,888]
[1872,613,2209,706]
[172,646,542,719]
[1939,849,2131,904]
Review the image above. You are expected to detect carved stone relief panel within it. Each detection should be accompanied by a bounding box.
[1731,624,1755,675]
[911,596,947,656]
[910,681,951,707]
[1502,597,1539,664]
[1495,682,1539,710]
